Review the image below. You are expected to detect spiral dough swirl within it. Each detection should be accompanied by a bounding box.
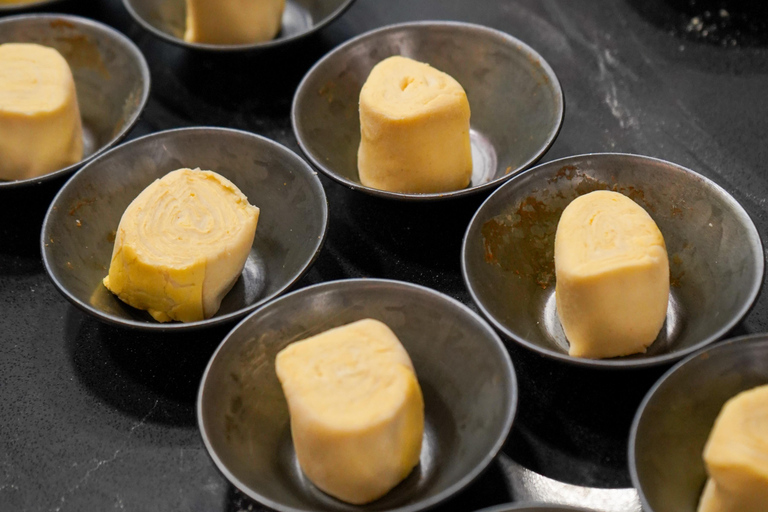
[103,168,260,322]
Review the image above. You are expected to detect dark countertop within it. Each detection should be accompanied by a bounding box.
[1,0,768,510]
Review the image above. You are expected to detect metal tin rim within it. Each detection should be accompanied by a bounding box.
[0,13,151,189]
[197,277,518,512]
[475,503,596,512]
[291,20,565,202]
[461,152,765,369]
[0,0,64,12]
[121,0,358,52]
[40,126,330,332]
[628,333,768,512]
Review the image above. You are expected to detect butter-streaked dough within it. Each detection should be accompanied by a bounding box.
[358,56,472,194]
[276,319,424,504]
[0,43,83,180]
[698,385,768,512]
[184,0,285,45]
[555,190,669,359]
[103,168,259,322]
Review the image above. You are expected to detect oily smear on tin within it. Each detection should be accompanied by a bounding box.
[480,166,679,289]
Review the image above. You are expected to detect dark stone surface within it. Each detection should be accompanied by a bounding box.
[1,0,767,510]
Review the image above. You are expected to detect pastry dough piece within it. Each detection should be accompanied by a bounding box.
[276,319,424,504]
[357,56,472,193]
[184,0,285,44]
[698,385,768,512]
[103,168,259,322]
[0,43,83,180]
[555,191,669,358]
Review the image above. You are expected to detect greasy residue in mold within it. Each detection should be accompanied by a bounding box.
[482,165,665,289]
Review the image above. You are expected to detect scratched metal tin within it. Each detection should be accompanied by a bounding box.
[630,334,768,512]
[292,21,564,201]
[40,127,329,331]
[475,504,593,512]
[198,278,517,512]
[462,153,764,369]
[0,0,64,12]
[0,14,150,189]
[496,456,642,512]
[122,0,357,52]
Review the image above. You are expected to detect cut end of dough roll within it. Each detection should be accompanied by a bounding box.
[554,190,669,359]
[103,168,259,323]
[357,56,472,194]
[275,318,424,504]
[0,43,83,181]
[184,0,286,45]
[697,385,768,512]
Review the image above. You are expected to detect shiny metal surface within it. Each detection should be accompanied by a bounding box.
[122,0,357,51]
[292,21,564,201]
[462,153,764,368]
[198,278,517,512]
[41,127,328,331]
[498,456,641,512]
[475,499,595,512]
[0,0,64,12]
[0,14,150,188]
[630,335,768,512]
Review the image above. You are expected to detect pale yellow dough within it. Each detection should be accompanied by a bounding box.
[554,190,669,359]
[0,43,83,181]
[103,168,259,323]
[275,319,424,504]
[357,56,472,193]
[697,385,768,512]
[184,0,285,45]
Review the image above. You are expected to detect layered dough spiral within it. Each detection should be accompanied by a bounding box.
[184,0,285,45]
[103,168,260,323]
[276,319,424,504]
[698,384,768,512]
[0,43,83,181]
[357,56,472,193]
[555,190,669,359]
